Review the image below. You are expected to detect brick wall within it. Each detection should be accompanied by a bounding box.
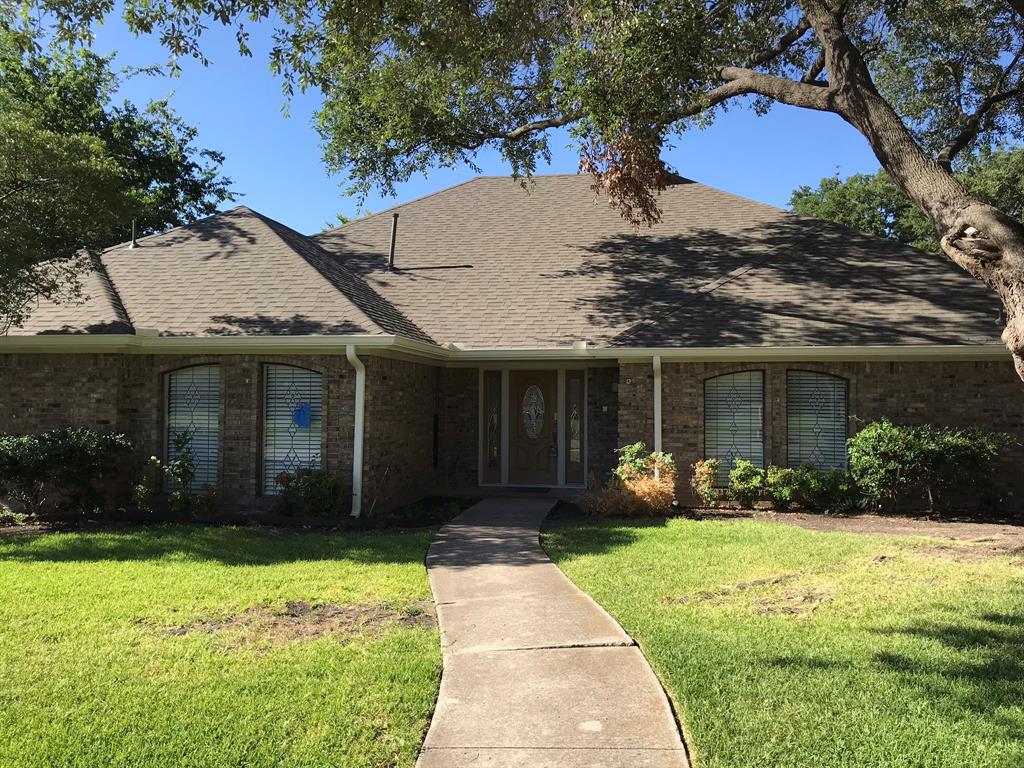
[362,356,442,512]
[440,368,479,491]
[614,359,1024,507]
[616,362,654,450]
[587,367,619,484]
[0,353,354,511]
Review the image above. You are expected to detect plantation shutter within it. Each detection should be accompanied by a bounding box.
[166,365,221,489]
[787,371,848,470]
[704,371,764,485]
[263,365,323,494]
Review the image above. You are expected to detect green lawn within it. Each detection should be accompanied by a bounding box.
[543,517,1024,768]
[0,525,440,768]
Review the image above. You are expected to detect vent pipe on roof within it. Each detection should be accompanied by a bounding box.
[129,219,137,249]
[388,212,399,270]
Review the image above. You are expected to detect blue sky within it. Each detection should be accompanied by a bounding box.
[94,15,882,235]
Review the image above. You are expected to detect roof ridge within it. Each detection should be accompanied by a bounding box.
[249,208,437,344]
[241,209,392,335]
[90,254,135,332]
[102,205,252,253]
[316,176,485,237]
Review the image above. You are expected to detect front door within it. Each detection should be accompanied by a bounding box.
[509,370,558,485]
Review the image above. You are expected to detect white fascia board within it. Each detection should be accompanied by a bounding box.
[0,333,449,359]
[601,344,1011,362]
[0,334,1010,363]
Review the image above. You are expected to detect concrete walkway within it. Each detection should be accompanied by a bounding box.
[417,498,690,768]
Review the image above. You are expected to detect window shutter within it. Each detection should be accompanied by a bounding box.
[263,365,323,494]
[704,371,764,485]
[166,365,220,490]
[787,371,848,470]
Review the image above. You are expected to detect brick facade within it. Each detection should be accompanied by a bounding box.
[1,353,355,511]
[615,359,1024,507]
[587,366,619,484]
[440,368,479,491]
[6,352,1020,513]
[362,357,442,512]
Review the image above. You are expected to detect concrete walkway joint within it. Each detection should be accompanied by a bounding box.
[416,498,689,768]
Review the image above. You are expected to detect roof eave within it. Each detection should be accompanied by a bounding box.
[0,335,1009,363]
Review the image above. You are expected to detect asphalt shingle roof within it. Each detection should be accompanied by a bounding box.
[11,206,431,342]
[9,175,1002,348]
[314,174,1001,347]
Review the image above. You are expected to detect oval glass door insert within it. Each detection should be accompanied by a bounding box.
[521,385,545,439]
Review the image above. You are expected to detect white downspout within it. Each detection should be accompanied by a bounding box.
[652,355,663,479]
[345,345,366,517]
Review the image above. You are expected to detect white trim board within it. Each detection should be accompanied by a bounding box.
[0,333,1011,363]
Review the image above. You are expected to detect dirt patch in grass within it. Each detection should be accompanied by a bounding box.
[664,562,854,607]
[149,599,436,650]
[756,587,832,616]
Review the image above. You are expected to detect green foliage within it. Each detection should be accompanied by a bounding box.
[790,147,1024,252]
[132,456,164,515]
[0,27,232,330]
[690,458,721,507]
[613,441,674,482]
[273,468,350,517]
[728,459,765,508]
[848,419,1011,513]
[24,0,1022,229]
[0,428,131,515]
[720,461,859,513]
[164,431,198,514]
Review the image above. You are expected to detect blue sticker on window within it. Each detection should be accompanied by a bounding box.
[292,402,311,428]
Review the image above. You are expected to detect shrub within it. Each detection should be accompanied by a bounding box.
[846,420,918,508]
[581,443,677,517]
[690,458,721,507]
[273,468,349,517]
[0,428,131,516]
[848,419,1011,513]
[132,456,164,515]
[728,460,765,508]
[764,466,799,508]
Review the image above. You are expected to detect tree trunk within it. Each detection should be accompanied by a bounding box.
[800,0,1024,381]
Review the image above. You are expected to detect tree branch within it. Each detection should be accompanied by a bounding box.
[1007,0,1024,19]
[744,17,811,69]
[801,51,826,84]
[936,49,1023,170]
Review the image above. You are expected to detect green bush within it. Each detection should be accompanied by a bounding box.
[764,466,799,507]
[0,428,131,516]
[273,468,350,517]
[848,419,1011,512]
[690,458,721,507]
[728,460,765,508]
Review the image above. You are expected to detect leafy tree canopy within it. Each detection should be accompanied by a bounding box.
[18,1,1021,219]
[0,25,233,330]
[791,147,1024,253]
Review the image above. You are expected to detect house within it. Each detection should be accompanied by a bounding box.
[2,174,1022,512]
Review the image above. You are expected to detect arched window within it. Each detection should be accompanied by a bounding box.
[704,371,764,485]
[166,365,221,489]
[263,364,323,494]
[787,370,848,470]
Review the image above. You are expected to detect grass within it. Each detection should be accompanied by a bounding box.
[543,517,1024,768]
[0,524,440,768]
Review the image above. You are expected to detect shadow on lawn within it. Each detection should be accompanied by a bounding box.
[769,599,1024,744]
[872,606,1024,729]
[0,525,430,566]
